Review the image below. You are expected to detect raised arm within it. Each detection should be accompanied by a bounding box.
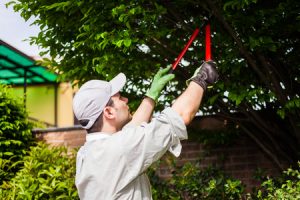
[172,61,219,125]
[130,97,155,125]
[130,66,175,125]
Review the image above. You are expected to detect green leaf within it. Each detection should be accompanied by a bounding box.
[277,109,285,119]
[115,40,123,47]
[124,39,132,47]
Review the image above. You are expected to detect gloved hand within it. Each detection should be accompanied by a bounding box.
[187,60,219,90]
[145,66,175,101]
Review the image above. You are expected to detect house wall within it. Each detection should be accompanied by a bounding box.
[57,82,74,127]
[12,83,74,127]
[13,85,56,125]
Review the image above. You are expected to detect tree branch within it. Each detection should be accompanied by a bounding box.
[161,1,194,32]
[217,96,295,163]
[150,36,179,56]
[256,53,287,104]
[149,36,197,69]
[240,125,284,171]
[147,42,190,80]
[204,0,271,88]
[215,112,249,122]
[255,54,300,143]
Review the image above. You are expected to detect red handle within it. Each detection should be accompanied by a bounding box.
[171,28,200,70]
[205,23,211,61]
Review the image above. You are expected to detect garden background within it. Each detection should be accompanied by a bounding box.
[1,0,300,199]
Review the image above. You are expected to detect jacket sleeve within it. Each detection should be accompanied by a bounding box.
[120,107,188,174]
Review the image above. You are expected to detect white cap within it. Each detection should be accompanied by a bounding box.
[73,73,126,129]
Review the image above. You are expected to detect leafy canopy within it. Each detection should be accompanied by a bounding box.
[8,0,300,166]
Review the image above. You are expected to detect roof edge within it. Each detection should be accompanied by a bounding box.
[0,39,36,62]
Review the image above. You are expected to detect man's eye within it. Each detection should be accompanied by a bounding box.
[119,92,125,98]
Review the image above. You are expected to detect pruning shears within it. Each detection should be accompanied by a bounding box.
[170,18,212,73]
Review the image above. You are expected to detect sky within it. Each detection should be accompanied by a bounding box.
[0,0,42,57]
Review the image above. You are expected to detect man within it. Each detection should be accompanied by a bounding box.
[73,61,218,199]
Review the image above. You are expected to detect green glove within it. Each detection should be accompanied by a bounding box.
[145,66,175,101]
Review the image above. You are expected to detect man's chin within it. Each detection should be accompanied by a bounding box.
[124,113,132,124]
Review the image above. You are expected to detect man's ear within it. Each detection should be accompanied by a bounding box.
[103,107,115,120]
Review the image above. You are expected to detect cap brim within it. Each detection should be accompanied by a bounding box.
[110,73,126,95]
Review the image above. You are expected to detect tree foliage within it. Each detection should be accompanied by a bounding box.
[8,0,300,167]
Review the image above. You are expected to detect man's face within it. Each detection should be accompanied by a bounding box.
[110,92,132,129]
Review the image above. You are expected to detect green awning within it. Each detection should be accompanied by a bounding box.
[0,40,57,85]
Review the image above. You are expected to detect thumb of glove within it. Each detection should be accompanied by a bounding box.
[145,66,175,101]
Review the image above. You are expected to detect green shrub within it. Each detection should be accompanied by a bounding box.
[0,142,78,200]
[149,162,245,200]
[252,162,300,200]
[0,84,34,183]
[147,166,173,199]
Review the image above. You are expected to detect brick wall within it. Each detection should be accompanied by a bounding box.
[32,119,285,192]
[33,126,86,149]
[157,136,284,192]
